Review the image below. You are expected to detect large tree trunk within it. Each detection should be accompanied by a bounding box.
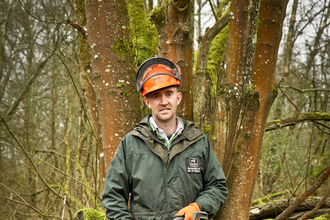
[216,0,289,218]
[151,0,194,121]
[84,0,141,182]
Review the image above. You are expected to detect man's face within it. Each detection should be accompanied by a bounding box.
[144,86,182,125]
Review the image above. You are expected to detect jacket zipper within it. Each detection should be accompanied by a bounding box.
[136,129,173,217]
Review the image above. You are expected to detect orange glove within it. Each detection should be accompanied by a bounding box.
[176,203,200,220]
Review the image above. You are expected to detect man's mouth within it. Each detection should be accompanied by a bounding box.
[160,108,170,112]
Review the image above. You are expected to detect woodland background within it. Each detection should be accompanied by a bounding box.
[0,0,329,219]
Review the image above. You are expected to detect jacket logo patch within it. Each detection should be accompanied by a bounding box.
[186,157,201,173]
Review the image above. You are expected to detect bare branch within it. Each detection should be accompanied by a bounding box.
[208,0,218,21]
[0,184,52,220]
[18,0,66,24]
[0,112,61,197]
[1,100,95,171]
[281,85,330,93]
[66,19,87,40]
[6,53,54,117]
[274,165,330,220]
[314,122,330,135]
[265,112,330,131]
[278,79,301,113]
[298,188,330,220]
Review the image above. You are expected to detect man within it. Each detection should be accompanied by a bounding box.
[102,57,228,220]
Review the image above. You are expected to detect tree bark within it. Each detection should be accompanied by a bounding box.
[84,0,142,176]
[75,0,106,189]
[217,0,289,218]
[193,13,229,132]
[151,0,194,121]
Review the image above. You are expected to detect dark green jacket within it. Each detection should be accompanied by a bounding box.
[102,116,228,220]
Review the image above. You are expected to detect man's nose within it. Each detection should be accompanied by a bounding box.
[160,95,168,105]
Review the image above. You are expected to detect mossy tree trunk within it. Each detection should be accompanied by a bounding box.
[82,0,142,185]
[193,11,229,138]
[216,0,289,219]
[75,0,157,191]
[151,0,194,121]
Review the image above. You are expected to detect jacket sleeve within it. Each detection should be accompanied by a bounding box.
[195,135,228,219]
[102,137,133,219]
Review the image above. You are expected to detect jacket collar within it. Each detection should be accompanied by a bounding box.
[133,115,203,142]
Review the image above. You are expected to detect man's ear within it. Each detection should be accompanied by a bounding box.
[144,96,150,108]
[177,92,182,105]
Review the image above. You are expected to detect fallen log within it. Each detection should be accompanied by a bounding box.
[249,197,330,220]
[289,209,330,220]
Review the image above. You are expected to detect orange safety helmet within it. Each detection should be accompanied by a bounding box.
[136,57,181,96]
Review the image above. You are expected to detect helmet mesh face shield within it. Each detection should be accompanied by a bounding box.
[136,57,181,96]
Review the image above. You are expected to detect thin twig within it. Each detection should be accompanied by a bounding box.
[314,122,330,135]
[66,19,87,39]
[315,121,330,130]
[0,101,93,170]
[208,0,218,21]
[61,195,67,220]
[0,195,51,220]
[281,85,330,93]
[0,112,60,197]
[18,0,66,24]
[278,78,301,113]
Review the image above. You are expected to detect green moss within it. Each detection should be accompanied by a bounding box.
[149,4,167,30]
[305,112,330,119]
[193,110,201,128]
[207,25,228,98]
[242,84,259,109]
[252,198,263,206]
[74,208,105,220]
[270,119,281,124]
[173,0,189,9]
[94,72,100,78]
[312,150,330,178]
[314,214,330,220]
[217,0,230,17]
[217,82,226,95]
[113,38,129,60]
[125,0,158,66]
[202,122,213,138]
[76,0,86,25]
[116,83,124,88]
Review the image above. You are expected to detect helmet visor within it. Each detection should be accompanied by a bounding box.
[136,57,181,93]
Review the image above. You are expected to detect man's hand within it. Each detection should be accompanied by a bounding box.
[176,203,200,220]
